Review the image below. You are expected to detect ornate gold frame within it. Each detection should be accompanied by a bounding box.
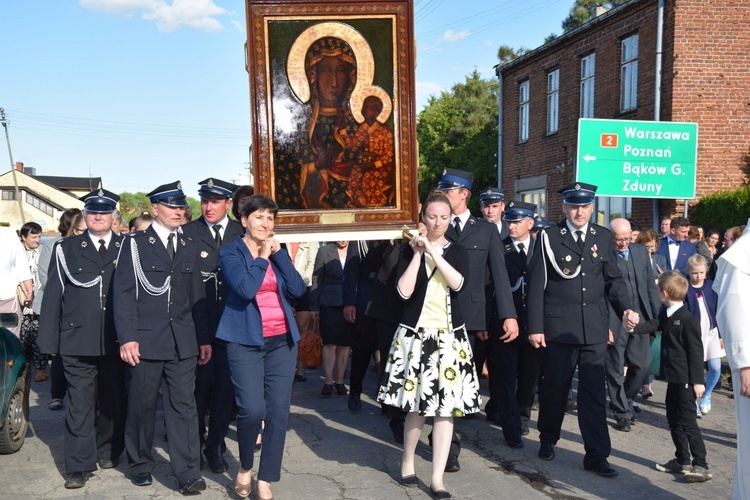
[246,0,418,241]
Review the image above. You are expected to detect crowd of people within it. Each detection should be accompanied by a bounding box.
[2,170,748,499]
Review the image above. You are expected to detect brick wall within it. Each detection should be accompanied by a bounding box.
[499,0,749,229]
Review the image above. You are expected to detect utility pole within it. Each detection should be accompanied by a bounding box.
[0,108,26,224]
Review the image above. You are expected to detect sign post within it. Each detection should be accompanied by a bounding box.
[576,118,698,199]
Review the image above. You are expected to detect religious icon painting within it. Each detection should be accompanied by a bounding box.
[246,0,419,241]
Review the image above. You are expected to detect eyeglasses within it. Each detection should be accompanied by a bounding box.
[613,238,631,244]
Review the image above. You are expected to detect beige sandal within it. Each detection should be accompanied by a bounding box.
[234,481,251,499]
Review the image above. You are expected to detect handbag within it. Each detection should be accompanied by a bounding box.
[297,313,323,368]
[16,284,29,307]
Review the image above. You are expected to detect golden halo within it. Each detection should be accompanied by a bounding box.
[286,21,392,124]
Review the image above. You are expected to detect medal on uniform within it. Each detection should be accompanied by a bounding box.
[81,241,87,248]
[591,244,598,258]
[148,237,156,245]
[115,241,120,248]
[563,268,570,275]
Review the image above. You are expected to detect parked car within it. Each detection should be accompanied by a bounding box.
[0,312,30,454]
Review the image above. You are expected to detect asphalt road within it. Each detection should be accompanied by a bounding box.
[0,365,737,499]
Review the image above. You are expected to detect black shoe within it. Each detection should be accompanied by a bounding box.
[180,477,207,494]
[321,384,333,396]
[400,474,418,487]
[614,418,631,432]
[64,472,89,489]
[204,450,227,474]
[506,437,524,449]
[444,455,460,473]
[521,425,530,436]
[98,457,119,469]
[131,472,153,487]
[254,442,262,452]
[335,383,348,395]
[430,487,452,499]
[348,394,362,412]
[294,373,307,382]
[585,459,619,477]
[538,442,555,461]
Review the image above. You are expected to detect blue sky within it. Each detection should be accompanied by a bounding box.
[1,0,571,195]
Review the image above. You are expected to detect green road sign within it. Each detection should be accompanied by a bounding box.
[576,118,698,199]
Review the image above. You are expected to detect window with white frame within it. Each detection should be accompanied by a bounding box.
[25,192,55,216]
[580,53,595,118]
[2,189,18,201]
[519,188,547,219]
[620,34,638,112]
[547,69,559,134]
[519,80,529,142]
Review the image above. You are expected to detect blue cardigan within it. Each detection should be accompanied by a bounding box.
[215,235,306,347]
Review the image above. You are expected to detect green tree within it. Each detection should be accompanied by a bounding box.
[497,45,531,65]
[118,191,200,222]
[561,0,629,33]
[417,71,499,213]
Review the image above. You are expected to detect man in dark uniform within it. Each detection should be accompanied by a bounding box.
[38,189,126,489]
[527,182,638,477]
[180,178,242,473]
[484,201,539,448]
[113,181,210,494]
[478,187,509,240]
[439,168,519,472]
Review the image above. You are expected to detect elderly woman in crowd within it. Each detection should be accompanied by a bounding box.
[378,190,479,500]
[215,194,306,500]
[20,222,48,382]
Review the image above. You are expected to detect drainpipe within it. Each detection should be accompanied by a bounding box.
[496,66,504,191]
[652,0,665,227]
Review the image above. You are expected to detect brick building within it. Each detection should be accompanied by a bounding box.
[495,0,749,228]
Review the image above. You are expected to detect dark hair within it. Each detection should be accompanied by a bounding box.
[129,213,153,232]
[231,185,255,220]
[706,228,721,241]
[240,194,278,219]
[670,216,690,229]
[20,221,42,238]
[627,218,640,231]
[58,208,82,234]
[421,189,452,218]
[66,214,84,237]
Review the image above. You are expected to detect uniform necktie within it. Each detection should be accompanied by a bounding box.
[453,217,462,238]
[517,242,526,261]
[98,239,107,259]
[576,230,585,251]
[167,233,175,261]
[213,224,222,247]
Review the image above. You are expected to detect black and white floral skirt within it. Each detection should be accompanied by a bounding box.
[377,325,481,417]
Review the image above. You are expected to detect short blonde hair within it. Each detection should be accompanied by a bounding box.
[686,254,709,271]
[658,271,689,301]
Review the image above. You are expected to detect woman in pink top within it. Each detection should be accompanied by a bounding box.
[216,195,306,499]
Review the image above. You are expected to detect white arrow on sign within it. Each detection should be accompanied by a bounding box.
[583,154,597,162]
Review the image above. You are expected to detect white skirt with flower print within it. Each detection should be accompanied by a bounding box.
[377,325,481,417]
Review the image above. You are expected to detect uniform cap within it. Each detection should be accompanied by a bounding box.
[532,217,552,231]
[479,187,505,205]
[197,178,237,199]
[558,182,597,205]
[147,181,188,207]
[80,188,119,214]
[502,200,537,222]
[437,168,473,191]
